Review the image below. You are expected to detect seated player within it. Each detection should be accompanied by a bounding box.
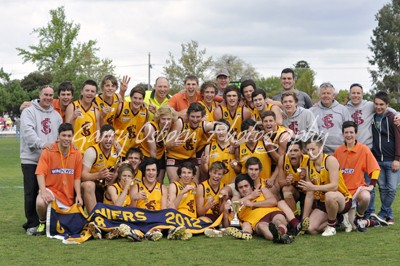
[196,161,228,222]
[223,174,294,244]
[35,123,83,235]
[104,163,134,207]
[81,125,119,213]
[277,140,309,216]
[333,121,384,230]
[299,136,352,237]
[168,161,197,218]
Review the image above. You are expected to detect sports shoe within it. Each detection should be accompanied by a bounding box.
[105,227,120,240]
[119,224,143,242]
[292,217,309,236]
[386,217,395,225]
[35,223,46,236]
[145,229,163,241]
[322,225,336,237]
[180,231,193,241]
[342,213,352,233]
[88,222,102,240]
[26,226,38,236]
[167,226,186,240]
[226,227,252,240]
[269,223,294,244]
[369,213,388,226]
[354,218,367,232]
[204,228,224,238]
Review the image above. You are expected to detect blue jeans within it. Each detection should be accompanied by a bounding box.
[377,161,400,219]
[364,172,375,218]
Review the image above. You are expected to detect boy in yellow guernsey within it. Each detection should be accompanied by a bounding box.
[298,136,352,237]
[114,84,148,158]
[277,140,309,215]
[94,75,130,127]
[213,85,251,136]
[81,125,119,213]
[104,163,134,207]
[166,102,214,183]
[124,148,143,186]
[139,105,177,183]
[168,162,198,218]
[198,81,218,123]
[240,79,257,119]
[65,80,102,154]
[201,119,240,185]
[196,161,228,222]
[223,174,294,244]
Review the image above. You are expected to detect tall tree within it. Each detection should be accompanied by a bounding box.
[369,0,400,94]
[214,54,259,82]
[164,40,213,90]
[293,60,317,99]
[256,76,281,97]
[0,68,29,114]
[16,6,114,95]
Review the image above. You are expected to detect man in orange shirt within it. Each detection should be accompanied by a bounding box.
[35,123,83,235]
[333,121,383,231]
[168,75,201,117]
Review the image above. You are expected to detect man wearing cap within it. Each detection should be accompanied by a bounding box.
[216,68,230,96]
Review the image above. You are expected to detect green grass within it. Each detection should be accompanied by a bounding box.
[1,138,400,265]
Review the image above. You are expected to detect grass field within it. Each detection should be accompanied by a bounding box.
[1,138,399,265]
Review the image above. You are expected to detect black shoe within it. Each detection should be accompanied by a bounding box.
[269,223,294,244]
[354,218,367,232]
[370,213,388,227]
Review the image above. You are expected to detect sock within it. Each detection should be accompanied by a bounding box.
[289,218,300,229]
[327,219,336,227]
[278,225,286,235]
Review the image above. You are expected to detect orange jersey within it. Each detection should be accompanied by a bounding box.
[35,142,82,206]
[172,181,197,218]
[114,102,148,157]
[168,91,201,113]
[208,141,236,184]
[52,99,65,121]
[239,140,272,180]
[334,142,380,195]
[71,100,98,154]
[95,93,120,126]
[308,154,352,202]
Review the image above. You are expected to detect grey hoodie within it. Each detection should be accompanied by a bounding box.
[310,100,350,154]
[283,106,319,141]
[346,100,398,148]
[20,99,62,164]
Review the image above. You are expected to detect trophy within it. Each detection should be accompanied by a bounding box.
[230,201,242,228]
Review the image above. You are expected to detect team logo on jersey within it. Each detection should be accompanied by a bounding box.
[223,111,228,117]
[351,110,364,125]
[99,154,103,160]
[288,121,299,134]
[184,139,194,151]
[107,115,114,126]
[140,112,146,116]
[241,149,246,154]
[187,200,195,213]
[342,168,354,174]
[139,187,144,191]
[81,122,91,136]
[124,109,129,115]
[205,188,210,193]
[41,118,52,135]
[285,164,290,170]
[178,185,183,190]
[100,103,104,108]
[211,145,217,150]
[322,114,334,129]
[145,200,156,210]
[127,126,136,139]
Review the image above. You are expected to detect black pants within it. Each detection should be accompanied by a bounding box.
[21,164,39,229]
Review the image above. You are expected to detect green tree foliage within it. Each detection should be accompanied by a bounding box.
[369,0,400,93]
[256,76,281,98]
[0,68,29,114]
[336,89,349,105]
[164,40,213,90]
[20,72,53,99]
[214,54,259,82]
[16,6,114,97]
[294,60,317,99]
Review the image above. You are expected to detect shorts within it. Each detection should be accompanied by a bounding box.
[46,188,70,209]
[259,211,286,224]
[166,158,198,167]
[312,198,352,215]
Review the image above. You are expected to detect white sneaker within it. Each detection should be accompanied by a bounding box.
[204,228,223,238]
[322,225,336,237]
[342,213,352,233]
[26,226,38,236]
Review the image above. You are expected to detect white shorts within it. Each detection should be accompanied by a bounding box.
[46,188,70,210]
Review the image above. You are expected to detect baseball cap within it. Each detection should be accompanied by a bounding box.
[216,68,230,78]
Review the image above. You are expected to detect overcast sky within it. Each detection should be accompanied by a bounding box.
[0,0,390,92]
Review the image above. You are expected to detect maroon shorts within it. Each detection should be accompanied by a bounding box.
[312,198,352,215]
[259,211,286,224]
